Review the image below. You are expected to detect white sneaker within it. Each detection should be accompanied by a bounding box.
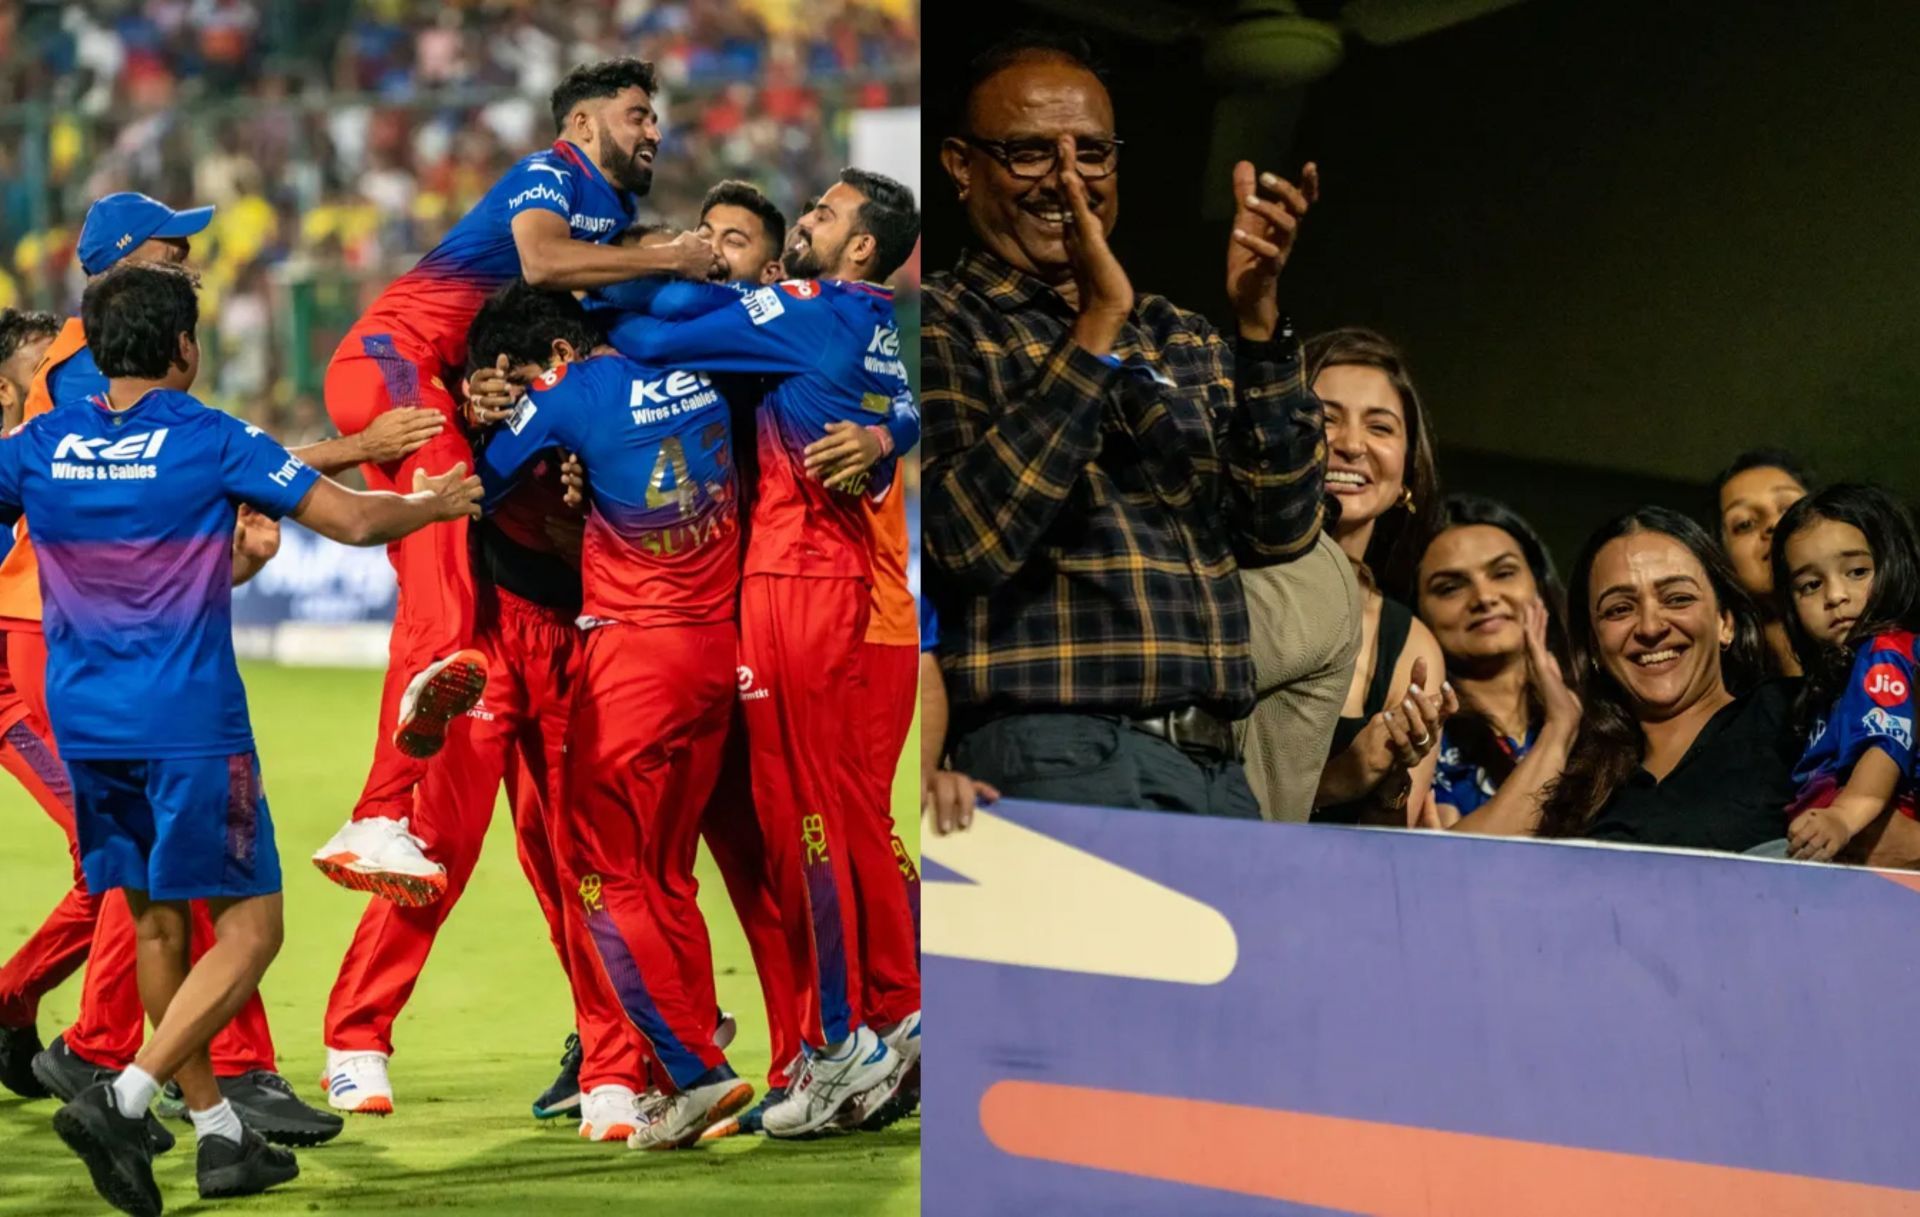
[312,815,448,907]
[626,1072,754,1151]
[322,1049,394,1115]
[714,1010,737,1052]
[837,1011,920,1129]
[763,1028,896,1139]
[577,1085,642,1142]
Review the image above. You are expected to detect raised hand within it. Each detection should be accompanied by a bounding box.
[1058,134,1134,355]
[665,229,727,280]
[412,462,483,521]
[1522,598,1581,727]
[1225,160,1317,340]
[464,355,518,427]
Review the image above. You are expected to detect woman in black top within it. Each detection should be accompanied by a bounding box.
[1306,329,1454,825]
[1534,508,1799,850]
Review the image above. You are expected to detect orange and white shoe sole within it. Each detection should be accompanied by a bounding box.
[393,650,488,760]
[646,1082,755,1152]
[319,1075,394,1117]
[311,854,447,908]
[579,1119,638,1143]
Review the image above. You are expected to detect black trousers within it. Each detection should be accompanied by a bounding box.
[950,712,1261,820]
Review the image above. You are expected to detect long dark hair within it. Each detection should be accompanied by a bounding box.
[1770,484,1920,728]
[1306,327,1440,603]
[1415,495,1569,791]
[1538,507,1766,838]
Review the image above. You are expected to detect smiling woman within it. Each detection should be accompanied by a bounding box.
[1307,329,1453,826]
[1534,508,1797,851]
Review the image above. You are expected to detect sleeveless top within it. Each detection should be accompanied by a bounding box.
[1316,595,1415,824]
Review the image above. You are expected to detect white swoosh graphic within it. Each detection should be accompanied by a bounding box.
[923,809,1239,984]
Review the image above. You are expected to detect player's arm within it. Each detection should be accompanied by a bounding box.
[804,387,918,487]
[601,286,826,375]
[471,375,574,512]
[585,276,745,321]
[289,407,445,476]
[512,210,720,290]
[290,467,481,546]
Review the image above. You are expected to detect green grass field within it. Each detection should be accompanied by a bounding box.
[0,662,919,1216]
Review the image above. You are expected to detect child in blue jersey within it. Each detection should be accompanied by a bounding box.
[0,264,480,1216]
[1773,484,1920,862]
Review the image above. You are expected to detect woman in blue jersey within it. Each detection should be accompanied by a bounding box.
[1411,497,1580,829]
[1771,484,1920,861]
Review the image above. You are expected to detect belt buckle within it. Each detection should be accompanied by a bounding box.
[1165,706,1201,753]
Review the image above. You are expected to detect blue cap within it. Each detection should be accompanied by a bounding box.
[77,192,215,275]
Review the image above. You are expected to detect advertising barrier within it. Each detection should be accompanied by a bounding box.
[924,799,1920,1216]
[231,520,393,666]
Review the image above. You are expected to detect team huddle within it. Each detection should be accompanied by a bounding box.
[0,56,921,1217]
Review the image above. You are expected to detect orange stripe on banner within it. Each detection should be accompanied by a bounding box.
[979,1081,1920,1216]
[1875,871,1920,896]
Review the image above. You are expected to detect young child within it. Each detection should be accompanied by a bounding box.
[1773,484,1920,862]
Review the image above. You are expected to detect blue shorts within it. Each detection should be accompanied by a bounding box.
[68,753,281,902]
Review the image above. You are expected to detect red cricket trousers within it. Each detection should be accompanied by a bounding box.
[0,624,92,1026]
[321,587,629,1065]
[0,627,273,1071]
[324,328,477,824]
[739,574,870,1049]
[700,709,803,1089]
[849,641,921,1026]
[564,621,733,1092]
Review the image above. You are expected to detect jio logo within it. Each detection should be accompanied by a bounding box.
[1865,663,1909,707]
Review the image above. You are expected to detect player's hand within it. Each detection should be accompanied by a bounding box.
[354,406,445,463]
[234,505,281,563]
[1225,161,1316,340]
[662,230,727,281]
[1059,135,1133,354]
[804,421,884,490]
[1788,806,1854,862]
[559,451,587,509]
[464,356,519,427]
[923,769,999,836]
[413,462,483,520]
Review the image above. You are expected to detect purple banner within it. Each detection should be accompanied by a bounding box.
[924,800,1920,1217]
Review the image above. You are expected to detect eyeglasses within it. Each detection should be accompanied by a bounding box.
[957,135,1124,181]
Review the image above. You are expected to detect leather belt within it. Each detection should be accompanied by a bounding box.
[1123,705,1238,761]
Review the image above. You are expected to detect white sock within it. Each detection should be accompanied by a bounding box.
[110,1066,159,1120]
[189,1098,245,1145]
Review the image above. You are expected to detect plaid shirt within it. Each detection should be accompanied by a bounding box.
[924,248,1325,723]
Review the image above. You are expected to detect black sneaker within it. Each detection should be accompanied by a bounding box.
[0,1022,50,1098]
[31,1035,174,1154]
[196,1125,299,1199]
[218,1070,344,1147]
[30,1032,113,1102]
[530,1032,582,1120]
[50,1081,162,1217]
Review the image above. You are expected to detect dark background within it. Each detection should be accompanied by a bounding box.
[921,0,1920,568]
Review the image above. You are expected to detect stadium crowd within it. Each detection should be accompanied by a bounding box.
[0,41,922,1216]
[919,32,1920,873]
[0,0,918,443]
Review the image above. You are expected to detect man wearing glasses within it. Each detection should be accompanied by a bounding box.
[923,31,1353,818]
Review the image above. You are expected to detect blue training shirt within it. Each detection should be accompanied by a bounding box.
[0,389,319,758]
[1790,629,1920,816]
